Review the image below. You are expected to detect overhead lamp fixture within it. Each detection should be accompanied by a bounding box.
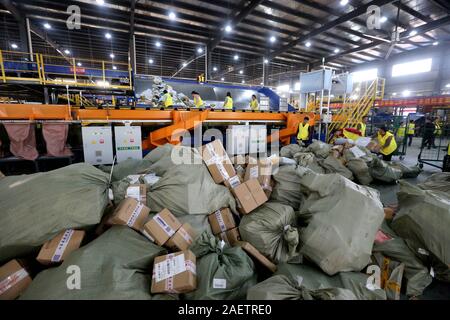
[446,83,450,88]
[380,16,388,23]
[402,89,411,97]
[221,77,225,81]
[213,66,218,71]
[168,11,176,20]
[260,82,264,85]
[105,33,112,39]
[334,48,340,53]
[64,49,71,55]
[269,36,276,43]
[225,24,232,33]
[433,41,439,46]
[113,66,117,70]
[239,70,243,74]
[340,0,349,5]
[392,92,397,96]
[182,62,187,67]
[10,43,18,49]
[242,80,245,84]
[264,58,269,64]
[234,54,239,60]
[44,23,51,30]
[149,58,154,64]
[409,30,417,37]
[351,94,359,100]
[155,41,162,48]
[110,53,115,58]
[305,41,311,47]
[77,62,82,67]
[96,0,105,5]
[197,47,203,54]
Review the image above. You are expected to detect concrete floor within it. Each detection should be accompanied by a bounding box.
[369,138,449,300]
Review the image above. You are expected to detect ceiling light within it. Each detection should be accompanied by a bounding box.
[96,0,105,5]
[269,36,276,43]
[225,24,232,33]
[105,33,112,39]
[340,0,349,6]
[155,41,161,48]
[110,53,115,59]
[113,66,117,70]
[334,48,340,53]
[433,41,439,46]
[182,62,187,67]
[213,66,218,71]
[260,82,264,85]
[264,7,273,15]
[402,90,411,97]
[239,70,243,74]
[234,54,239,60]
[10,43,18,49]
[351,94,359,100]
[305,41,311,47]
[44,23,51,30]
[409,30,417,37]
[221,77,225,81]
[64,49,71,55]
[77,62,82,67]
[380,16,388,23]
[355,87,360,92]
[197,47,203,54]
[96,80,110,87]
[445,83,450,88]
[264,59,269,64]
[242,80,245,84]
[149,59,154,64]
[392,92,397,96]
[168,11,176,20]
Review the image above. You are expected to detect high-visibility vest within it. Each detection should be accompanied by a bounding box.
[163,93,173,108]
[250,99,258,110]
[377,131,397,156]
[224,97,233,109]
[358,122,367,137]
[407,123,415,135]
[435,123,442,136]
[297,123,310,140]
[194,95,204,108]
[343,128,361,141]
[397,125,406,138]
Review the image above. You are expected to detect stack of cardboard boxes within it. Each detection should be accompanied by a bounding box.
[208,208,240,246]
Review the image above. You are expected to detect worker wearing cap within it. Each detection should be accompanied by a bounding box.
[191,91,204,108]
[356,116,368,137]
[407,120,415,147]
[373,125,397,161]
[223,92,233,110]
[250,94,259,111]
[160,90,173,109]
[297,116,311,146]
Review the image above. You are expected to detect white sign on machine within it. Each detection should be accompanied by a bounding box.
[81,126,114,165]
[114,125,143,162]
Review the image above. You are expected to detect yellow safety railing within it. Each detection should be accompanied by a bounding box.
[327,77,385,141]
[0,50,132,90]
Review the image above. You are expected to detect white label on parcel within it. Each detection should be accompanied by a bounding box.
[126,186,141,201]
[213,278,227,289]
[349,146,366,158]
[249,166,259,179]
[154,254,186,282]
[127,203,144,227]
[51,229,75,262]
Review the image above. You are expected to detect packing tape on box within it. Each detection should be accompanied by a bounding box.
[217,162,230,180]
[51,229,75,262]
[165,276,179,294]
[142,229,155,242]
[0,268,29,295]
[214,210,227,232]
[179,227,193,245]
[206,143,219,158]
[154,215,176,238]
[220,232,230,245]
[127,203,144,227]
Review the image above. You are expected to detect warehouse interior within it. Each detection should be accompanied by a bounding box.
[1,0,450,302]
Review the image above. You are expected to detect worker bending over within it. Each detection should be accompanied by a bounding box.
[250,95,259,111]
[191,91,204,108]
[297,117,312,146]
[356,116,368,137]
[373,125,397,161]
[223,92,233,110]
[160,90,173,108]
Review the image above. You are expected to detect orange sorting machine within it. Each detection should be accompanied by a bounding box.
[0,104,316,148]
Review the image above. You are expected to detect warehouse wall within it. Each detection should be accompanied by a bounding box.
[350,44,450,97]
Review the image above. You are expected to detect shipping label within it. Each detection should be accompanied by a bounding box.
[154,215,176,237]
[51,229,75,262]
[213,278,227,289]
[126,203,144,227]
[179,228,193,245]
[154,254,186,282]
[215,210,227,232]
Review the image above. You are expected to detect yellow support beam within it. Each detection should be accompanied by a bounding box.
[0,50,6,83]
